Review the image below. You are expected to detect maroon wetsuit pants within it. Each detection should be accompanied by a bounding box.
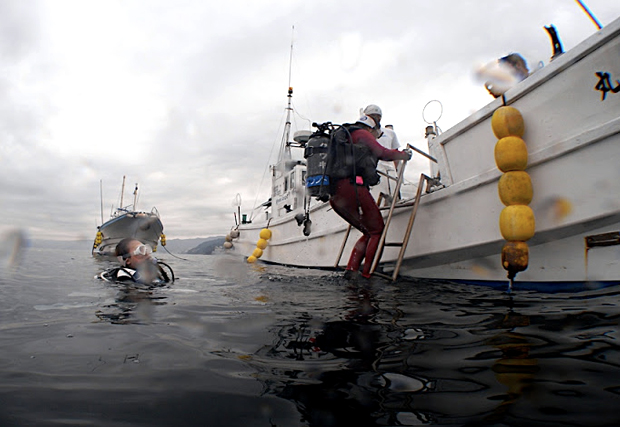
[329,179,384,278]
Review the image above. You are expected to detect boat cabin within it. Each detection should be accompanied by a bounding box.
[269,130,312,220]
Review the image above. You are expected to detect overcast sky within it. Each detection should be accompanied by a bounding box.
[1,0,618,242]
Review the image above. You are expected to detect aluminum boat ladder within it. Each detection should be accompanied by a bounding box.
[370,172,436,281]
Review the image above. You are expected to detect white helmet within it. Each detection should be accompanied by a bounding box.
[363,104,382,117]
[356,115,377,128]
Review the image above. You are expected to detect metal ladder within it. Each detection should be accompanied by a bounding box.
[370,172,432,280]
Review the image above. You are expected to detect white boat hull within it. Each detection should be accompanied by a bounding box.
[230,18,620,290]
[93,211,164,256]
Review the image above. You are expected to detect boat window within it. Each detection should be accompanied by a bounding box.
[284,176,289,192]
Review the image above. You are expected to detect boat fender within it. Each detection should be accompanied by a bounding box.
[497,171,533,205]
[93,231,103,248]
[161,233,166,246]
[223,241,233,249]
[247,229,271,263]
[499,205,535,241]
[259,228,272,240]
[491,106,524,139]
[492,106,535,281]
[303,217,312,236]
[494,136,528,172]
[230,229,240,239]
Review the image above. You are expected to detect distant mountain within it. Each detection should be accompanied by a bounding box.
[185,236,227,255]
[162,238,212,254]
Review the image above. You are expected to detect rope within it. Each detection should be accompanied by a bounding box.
[249,109,286,221]
[160,243,189,261]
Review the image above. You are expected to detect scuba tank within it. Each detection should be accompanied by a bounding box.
[304,122,333,202]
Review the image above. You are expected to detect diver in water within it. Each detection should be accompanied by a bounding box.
[97,238,174,285]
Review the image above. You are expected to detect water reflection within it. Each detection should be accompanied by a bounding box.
[95,281,169,324]
[247,280,435,426]
[239,274,620,426]
[479,310,538,425]
[0,228,28,274]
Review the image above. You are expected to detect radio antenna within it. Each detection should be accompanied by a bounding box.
[575,0,602,29]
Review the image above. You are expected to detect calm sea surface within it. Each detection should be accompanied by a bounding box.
[1,246,620,426]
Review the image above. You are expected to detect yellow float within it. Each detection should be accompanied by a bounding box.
[259,228,272,240]
[247,228,271,263]
[256,239,268,250]
[494,136,528,172]
[501,241,529,274]
[491,106,525,139]
[492,105,535,281]
[498,171,533,206]
[499,205,536,241]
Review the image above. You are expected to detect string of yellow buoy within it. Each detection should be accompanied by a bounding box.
[491,105,536,287]
[247,228,272,263]
[153,233,166,252]
[93,231,103,250]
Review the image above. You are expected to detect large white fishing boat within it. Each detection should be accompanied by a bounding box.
[228,16,620,291]
[92,176,165,257]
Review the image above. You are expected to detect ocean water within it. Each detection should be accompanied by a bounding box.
[1,246,620,427]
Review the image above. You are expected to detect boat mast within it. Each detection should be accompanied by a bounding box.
[120,175,126,208]
[99,179,104,224]
[133,183,138,211]
[575,0,602,29]
[278,26,295,163]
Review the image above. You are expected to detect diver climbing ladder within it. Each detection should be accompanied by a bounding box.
[334,144,438,281]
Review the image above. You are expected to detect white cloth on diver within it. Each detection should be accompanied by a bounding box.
[377,127,400,150]
[375,126,401,200]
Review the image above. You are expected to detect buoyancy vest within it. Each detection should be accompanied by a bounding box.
[96,261,175,285]
[304,123,380,201]
[329,124,380,186]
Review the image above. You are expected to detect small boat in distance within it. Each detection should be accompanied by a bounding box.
[92,176,165,257]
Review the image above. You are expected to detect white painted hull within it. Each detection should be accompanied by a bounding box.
[93,211,164,256]
[231,17,620,289]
